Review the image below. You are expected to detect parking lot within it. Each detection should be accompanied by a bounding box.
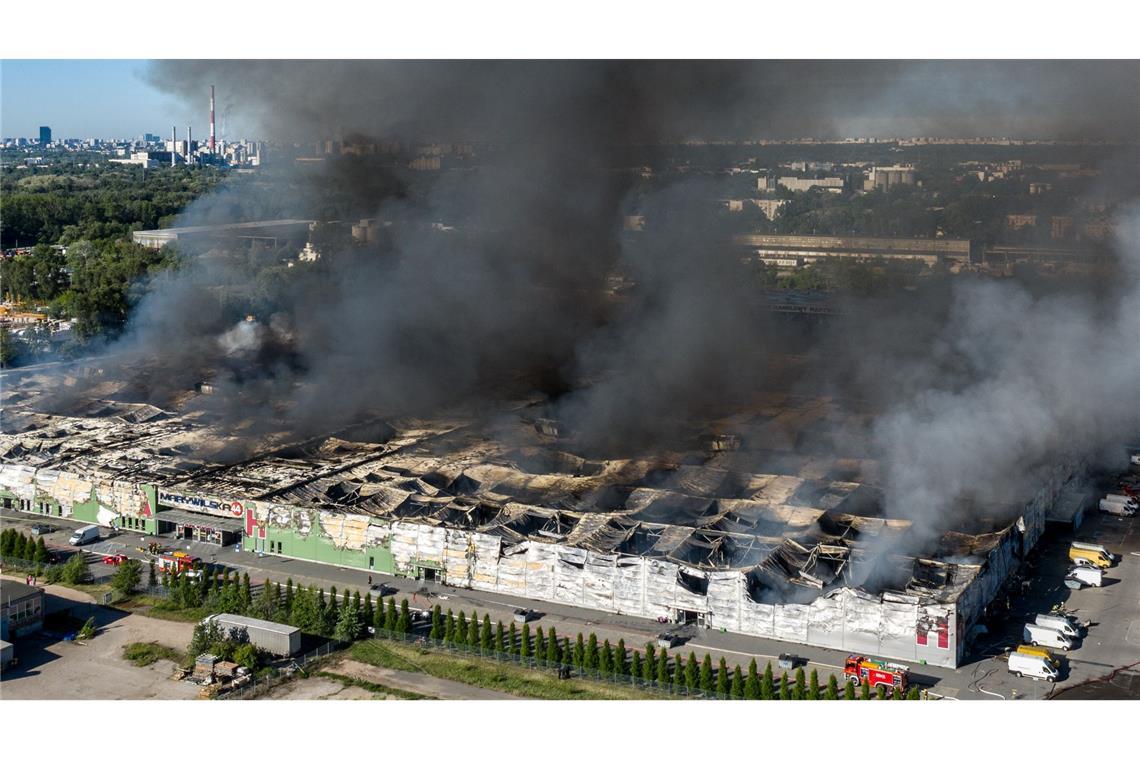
[0,578,199,700]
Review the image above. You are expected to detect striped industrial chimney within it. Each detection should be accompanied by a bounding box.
[209,85,216,154]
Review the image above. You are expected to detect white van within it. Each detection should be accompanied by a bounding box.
[1034,614,1081,639]
[1023,623,1073,651]
[1099,499,1136,516]
[69,525,100,546]
[1066,566,1104,587]
[1008,651,1058,682]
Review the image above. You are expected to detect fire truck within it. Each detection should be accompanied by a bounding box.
[843,655,909,693]
[155,551,203,577]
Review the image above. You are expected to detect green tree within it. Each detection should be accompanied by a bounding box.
[62,552,88,584]
[573,633,585,670]
[615,638,628,677]
[480,614,493,652]
[239,573,252,613]
[456,610,468,642]
[760,661,774,700]
[494,620,505,654]
[545,626,560,664]
[699,654,714,693]
[631,650,641,681]
[845,679,856,700]
[444,609,455,644]
[643,644,656,681]
[510,622,520,656]
[684,652,698,691]
[466,612,479,649]
[396,599,414,637]
[779,672,791,701]
[110,559,142,597]
[716,657,729,698]
[520,623,531,658]
[745,659,760,700]
[584,632,598,670]
[535,626,547,664]
[656,645,669,684]
[599,640,612,676]
[77,615,97,640]
[363,593,374,629]
[642,647,661,679]
[672,654,683,691]
[561,638,573,669]
[34,537,48,564]
[861,680,871,701]
[732,665,745,700]
[876,685,887,700]
[285,578,294,614]
[385,598,398,632]
[793,668,806,700]
[430,604,442,640]
[334,599,363,641]
[147,559,156,588]
[825,674,839,700]
[907,686,921,700]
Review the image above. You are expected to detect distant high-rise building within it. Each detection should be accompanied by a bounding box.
[38,126,52,145]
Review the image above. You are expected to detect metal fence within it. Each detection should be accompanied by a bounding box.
[368,627,724,699]
[215,640,347,700]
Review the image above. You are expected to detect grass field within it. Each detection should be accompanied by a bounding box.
[348,639,667,700]
[122,641,190,668]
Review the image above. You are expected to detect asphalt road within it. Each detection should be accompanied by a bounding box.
[5,503,1139,700]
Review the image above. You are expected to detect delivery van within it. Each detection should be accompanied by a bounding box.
[1008,651,1058,682]
[69,525,100,546]
[1066,566,1104,587]
[1100,499,1136,516]
[1069,542,1114,569]
[1015,645,1060,667]
[1023,623,1073,651]
[1034,614,1081,639]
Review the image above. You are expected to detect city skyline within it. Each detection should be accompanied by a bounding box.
[1,60,199,140]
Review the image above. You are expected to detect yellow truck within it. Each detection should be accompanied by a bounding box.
[1016,645,1060,668]
[1068,541,1115,569]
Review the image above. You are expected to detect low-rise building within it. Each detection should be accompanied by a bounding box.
[0,580,45,640]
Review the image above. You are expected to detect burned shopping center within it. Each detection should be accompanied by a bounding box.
[0,370,1081,669]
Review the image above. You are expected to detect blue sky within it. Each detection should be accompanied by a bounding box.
[1,60,197,140]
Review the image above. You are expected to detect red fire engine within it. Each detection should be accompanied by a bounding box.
[155,551,202,576]
[844,655,909,692]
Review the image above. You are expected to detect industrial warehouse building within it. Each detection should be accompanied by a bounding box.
[0,371,1082,669]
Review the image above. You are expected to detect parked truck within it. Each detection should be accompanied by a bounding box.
[202,614,302,657]
[843,655,909,694]
[1099,498,1136,516]
[1068,542,1115,569]
[1023,623,1073,651]
[1034,614,1082,639]
[1008,651,1059,682]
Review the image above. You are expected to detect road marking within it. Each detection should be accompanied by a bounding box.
[685,642,843,670]
[1127,621,1140,646]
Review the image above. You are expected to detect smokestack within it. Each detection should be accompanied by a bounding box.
[187,125,192,158]
[171,126,176,167]
[209,85,216,154]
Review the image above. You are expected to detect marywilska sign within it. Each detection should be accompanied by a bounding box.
[157,489,245,518]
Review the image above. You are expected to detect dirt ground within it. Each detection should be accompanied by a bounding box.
[261,675,390,700]
[0,578,200,700]
[323,658,522,700]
